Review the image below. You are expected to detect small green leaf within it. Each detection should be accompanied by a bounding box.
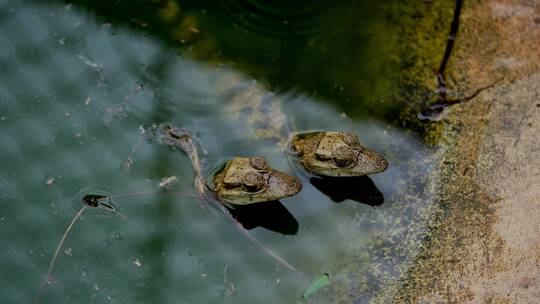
[302,273,330,299]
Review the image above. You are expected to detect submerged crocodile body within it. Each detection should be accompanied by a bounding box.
[151,122,301,207]
[226,83,291,145]
[224,82,389,176]
[154,81,388,206]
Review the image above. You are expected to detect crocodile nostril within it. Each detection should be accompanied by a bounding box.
[288,178,302,192]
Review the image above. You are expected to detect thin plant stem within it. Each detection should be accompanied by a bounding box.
[36,206,88,304]
[107,190,197,200]
[234,220,307,279]
[46,206,87,279]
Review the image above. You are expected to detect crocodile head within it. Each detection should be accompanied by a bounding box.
[291,131,388,177]
[213,157,302,205]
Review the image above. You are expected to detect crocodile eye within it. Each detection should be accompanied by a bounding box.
[242,171,265,193]
[332,146,357,167]
[241,183,263,193]
[315,154,331,161]
[333,157,354,168]
[342,133,359,146]
[250,157,270,170]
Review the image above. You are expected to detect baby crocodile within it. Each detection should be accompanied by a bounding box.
[213,156,302,205]
[291,131,388,177]
[152,123,301,206]
[225,82,389,177]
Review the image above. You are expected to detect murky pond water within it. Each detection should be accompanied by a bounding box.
[0,1,452,303]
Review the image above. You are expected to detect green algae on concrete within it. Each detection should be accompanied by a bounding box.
[329,151,443,303]
[382,0,540,302]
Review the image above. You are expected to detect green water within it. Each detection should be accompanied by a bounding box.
[0,1,451,303]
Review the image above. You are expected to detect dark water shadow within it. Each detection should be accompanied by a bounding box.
[227,201,299,235]
[40,0,448,124]
[309,176,384,206]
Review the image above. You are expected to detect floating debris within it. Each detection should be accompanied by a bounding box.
[129,18,148,28]
[105,231,124,245]
[77,54,106,87]
[43,206,87,291]
[81,194,109,208]
[302,273,330,299]
[124,82,144,101]
[138,124,146,134]
[77,54,103,71]
[223,262,236,296]
[121,125,147,171]
[102,103,128,127]
[43,175,55,187]
[151,123,193,148]
[39,192,127,303]
[122,157,133,170]
[159,176,177,189]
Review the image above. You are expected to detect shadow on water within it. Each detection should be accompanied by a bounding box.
[309,176,384,206]
[227,201,299,235]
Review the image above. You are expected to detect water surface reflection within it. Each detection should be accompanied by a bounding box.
[0,1,440,303]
